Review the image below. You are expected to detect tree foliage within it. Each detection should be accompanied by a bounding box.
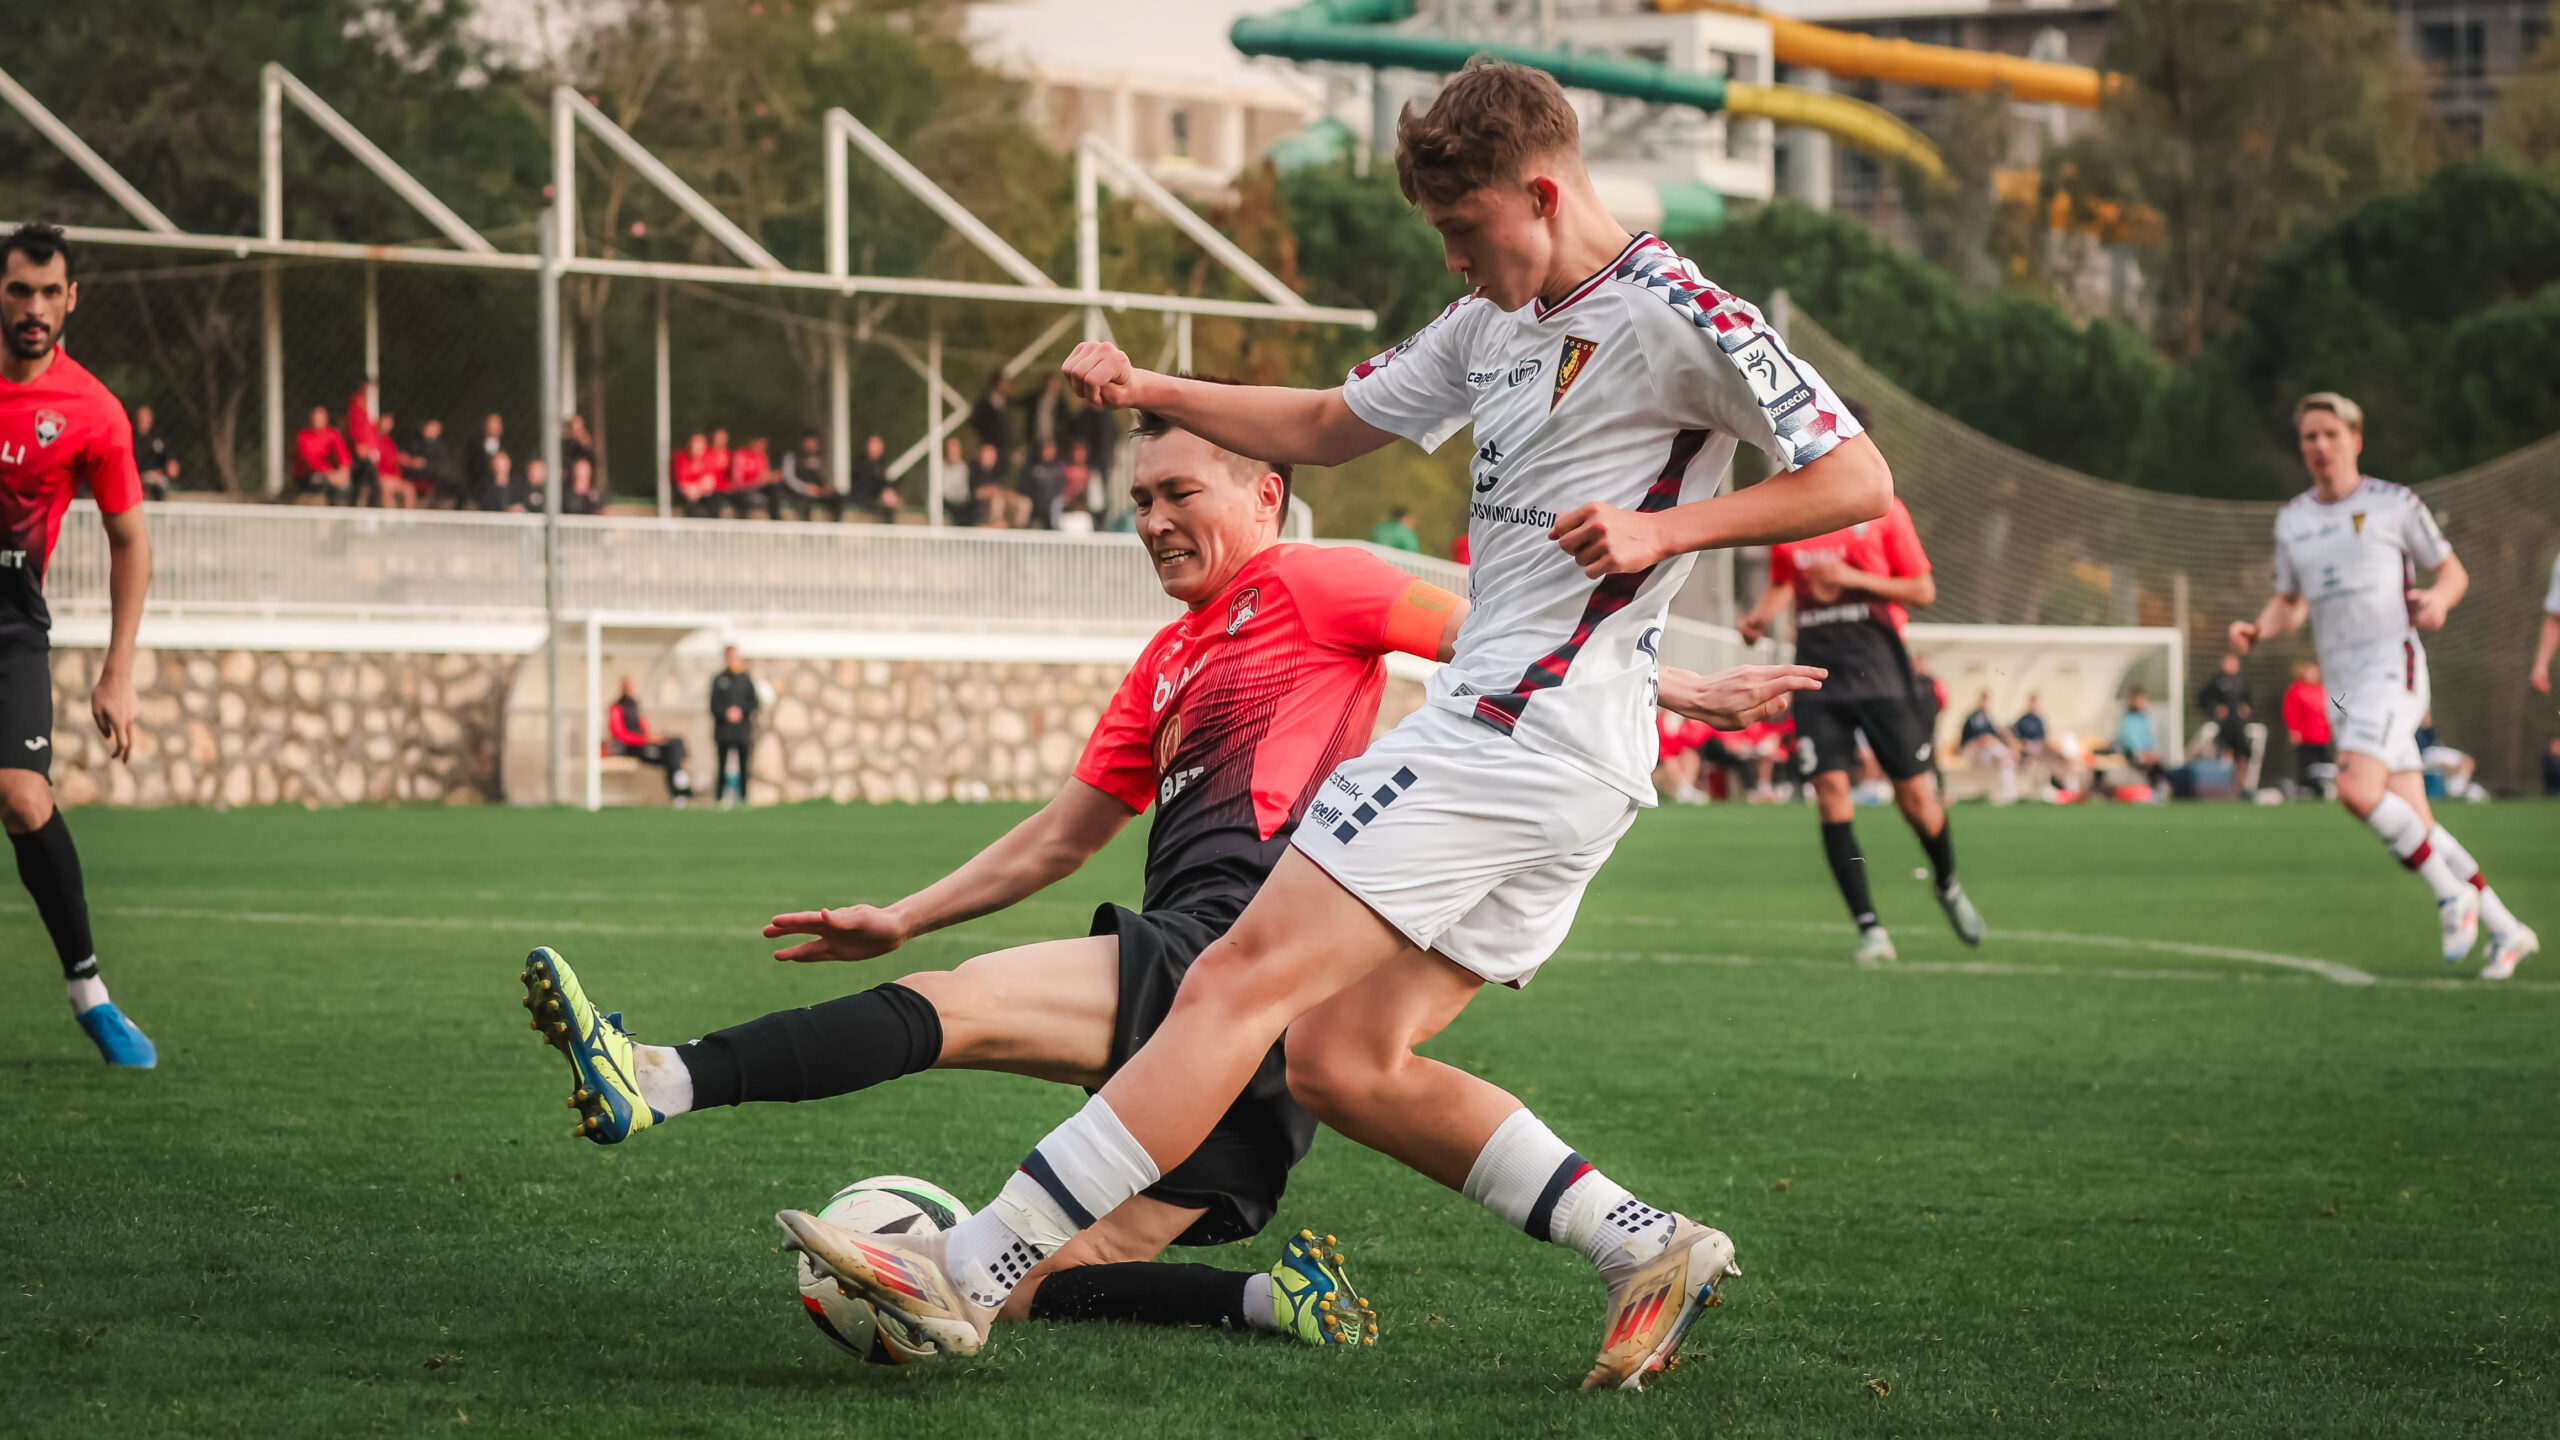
[2124,161,2560,493]
[2061,0,2436,358]
[2485,28,2560,173]
[1682,203,2171,482]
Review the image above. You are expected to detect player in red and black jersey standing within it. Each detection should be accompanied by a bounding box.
[1736,413,1983,964]
[0,225,155,1066]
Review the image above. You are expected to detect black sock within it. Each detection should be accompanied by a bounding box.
[1916,819,1957,891]
[1027,1262,1254,1331]
[676,982,942,1108]
[1819,819,1879,931]
[11,810,96,979]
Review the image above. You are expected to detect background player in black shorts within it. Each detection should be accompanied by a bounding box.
[1737,413,1985,963]
[1,224,156,1067]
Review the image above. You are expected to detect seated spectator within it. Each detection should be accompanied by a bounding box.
[411,417,455,508]
[970,441,1029,528]
[777,433,841,522]
[1958,690,2017,805]
[466,413,505,503]
[1054,439,1096,533]
[727,436,774,519]
[346,386,387,507]
[2415,713,2487,803]
[1023,440,1068,531]
[846,433,898,523]
[477,450,520,512]
[133,404,176,500]
[2106,688,2168,796]
[292,405,352,505]
[2011,693,2048,758]
[1654,711,1714,805]
[372,411,417,509]
[2282,660,2333,798]
[2197,651,2254,767]
[1370,504,1420,552]
[674,432,720,517]
[939,435,972,525]
[563,414,596,489]
[564,456,603,515]
[518,456,550,514]
[605,676,691,806]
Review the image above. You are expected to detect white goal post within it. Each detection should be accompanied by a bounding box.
[1904,622,2187,761]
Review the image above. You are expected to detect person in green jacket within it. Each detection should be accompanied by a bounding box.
[1369,505,1420,552]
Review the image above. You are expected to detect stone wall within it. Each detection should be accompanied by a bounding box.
[47,648,516,808]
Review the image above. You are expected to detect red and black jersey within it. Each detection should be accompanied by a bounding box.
[1075,543,1455,921]
[0,351,140,655]
[1768,497,1929,701]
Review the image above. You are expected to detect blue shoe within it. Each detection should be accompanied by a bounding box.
[521,947,659,1143]
[77,1003,157,1068]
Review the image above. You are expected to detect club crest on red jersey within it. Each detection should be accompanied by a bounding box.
[1550,336,1598,412]
[32,409,66,447]
[1227,585,1260,637]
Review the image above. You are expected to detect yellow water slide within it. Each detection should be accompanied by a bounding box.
[1659,1,2123,109]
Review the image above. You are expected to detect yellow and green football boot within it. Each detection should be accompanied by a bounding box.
[520,947,658,1144]
[1269,1228,1378,1347]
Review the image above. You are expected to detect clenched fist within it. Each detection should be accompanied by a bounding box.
[1062,340,1150,410]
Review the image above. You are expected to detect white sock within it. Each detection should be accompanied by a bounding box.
[2429,827,2523,936]
[632,1044,693,1118]
[66,973,108,1014]
[1240,1271,1281,1333]
[1462,1108,1674,1279]
[2365,793,2464,904]
[949,1095,1160,1310]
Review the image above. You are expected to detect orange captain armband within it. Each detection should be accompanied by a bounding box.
[1381,578,1461,661]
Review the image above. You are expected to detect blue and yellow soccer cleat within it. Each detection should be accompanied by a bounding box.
[76,1003,156,1068]
[1269,1228,1378,1347]
[520,947,657,1144]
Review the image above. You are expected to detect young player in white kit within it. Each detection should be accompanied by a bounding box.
[2230,393,2537,978]
[779,60,1892,1390]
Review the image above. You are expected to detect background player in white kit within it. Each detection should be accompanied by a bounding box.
[781,60,1892,1390]
[2531,550,2559,697]
[2230,393,2536,978]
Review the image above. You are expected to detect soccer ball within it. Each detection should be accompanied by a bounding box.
[794,1174,971,1365]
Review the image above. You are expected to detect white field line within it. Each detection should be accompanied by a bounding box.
[1602,913,2379,985]
[10,902,2537,993]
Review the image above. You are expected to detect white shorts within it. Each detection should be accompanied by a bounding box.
[1291,705,1638,989]
[2332,658,2429,773]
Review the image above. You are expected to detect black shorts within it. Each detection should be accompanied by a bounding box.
[1093,903,1316,1249]
[1792,694,1934,782]
[0,647,52,777]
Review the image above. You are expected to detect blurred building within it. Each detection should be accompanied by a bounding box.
[2389,0,2554,150]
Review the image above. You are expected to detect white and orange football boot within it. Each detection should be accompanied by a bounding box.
[1580,1215,1740,1392]
[777,1208,999,1359]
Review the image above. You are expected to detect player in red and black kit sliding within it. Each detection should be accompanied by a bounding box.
[1736,403,1984,963]
[516,383,1821,1346]
[0,225,156,1066]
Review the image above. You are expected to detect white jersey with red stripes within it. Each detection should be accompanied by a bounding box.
[1342,232,1860,800]
[2270,477,2451,689]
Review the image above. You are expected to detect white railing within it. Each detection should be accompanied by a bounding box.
[48,502,1756,671]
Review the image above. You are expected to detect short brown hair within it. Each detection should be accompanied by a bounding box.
[1133,375,1292,507]
[2292,391,2363,434]
[1395,58,1581,207]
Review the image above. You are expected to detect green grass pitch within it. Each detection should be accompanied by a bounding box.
[3,798,2556,1437]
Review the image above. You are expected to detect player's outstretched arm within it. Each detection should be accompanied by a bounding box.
[1551,434,1892,578]
[2532,613,2558,693]
[1062,341,1397,468]
[92,506,149,763]
[2408,552,2467,632]
[1733,581,1792,646]
[2229,592,2308,654]
[765,779,1137,962]
[1657,665,1826,730]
